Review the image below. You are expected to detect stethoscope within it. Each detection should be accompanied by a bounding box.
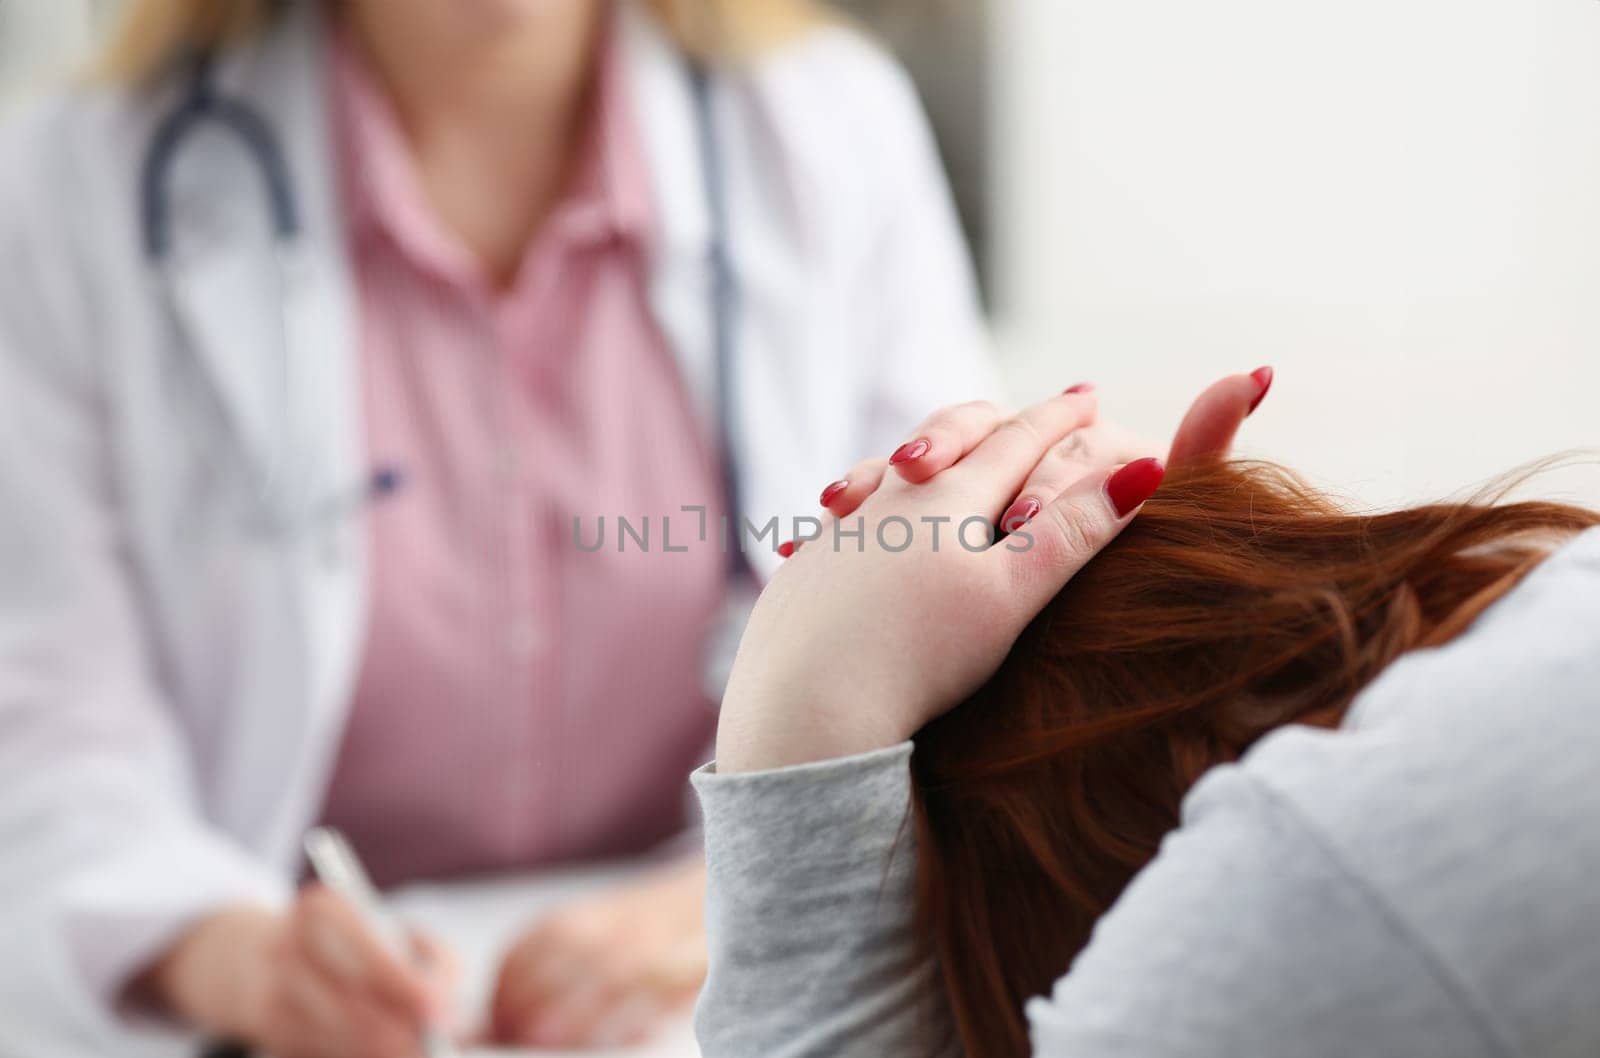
[139,47,743,573]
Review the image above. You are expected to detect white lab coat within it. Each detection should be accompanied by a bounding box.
[0,2,992,1053]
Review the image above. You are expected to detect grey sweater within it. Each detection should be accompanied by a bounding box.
[692,527,1600,1057]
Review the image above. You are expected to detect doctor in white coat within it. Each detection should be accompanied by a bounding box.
[0,0,993,1054]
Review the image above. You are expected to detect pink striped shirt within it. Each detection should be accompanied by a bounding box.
[317,21,726,888]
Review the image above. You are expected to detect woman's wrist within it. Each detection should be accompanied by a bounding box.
[715,687,913,774]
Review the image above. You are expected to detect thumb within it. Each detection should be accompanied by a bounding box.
[1168,367,1273,465]
[999,458,1166,612]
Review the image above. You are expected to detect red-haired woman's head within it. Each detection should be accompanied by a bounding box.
[911,458,1599,1058]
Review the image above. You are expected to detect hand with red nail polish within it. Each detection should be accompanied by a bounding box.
[717,373,1267,775]
[831,386,1141,527]
[715,374,1268,774]
[720,376,1267,771]
[883,390,1101,487]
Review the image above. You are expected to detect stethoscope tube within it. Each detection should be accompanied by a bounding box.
[142,47,739,555]
[142,50,300,258]
[688,64,747,579]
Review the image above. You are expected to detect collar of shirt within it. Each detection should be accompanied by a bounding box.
[328,13,656,297]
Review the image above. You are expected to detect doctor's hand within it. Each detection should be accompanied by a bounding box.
[716,370,1271,775]
[489,857,706,1049]
[142,886,460,1058]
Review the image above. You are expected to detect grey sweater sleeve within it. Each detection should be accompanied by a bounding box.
[691,743,960,1058]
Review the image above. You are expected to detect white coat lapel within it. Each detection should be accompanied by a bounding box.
[620,4,718,440]
[154,6,361,525]
[242,5,368,863]
[159,237,287,492]
[175,5,368,863]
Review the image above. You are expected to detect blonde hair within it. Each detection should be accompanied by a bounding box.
[97,0,827,84]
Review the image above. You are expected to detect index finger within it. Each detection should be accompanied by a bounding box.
[884,400,1008,485]
[294,884,437,1021]
[951,388,1101,514]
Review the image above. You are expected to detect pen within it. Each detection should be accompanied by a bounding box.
[303,827,456,1058]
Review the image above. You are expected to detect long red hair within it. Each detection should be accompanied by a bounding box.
[912,458,1599,1057]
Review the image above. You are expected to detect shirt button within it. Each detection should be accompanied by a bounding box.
[506,620,540,659]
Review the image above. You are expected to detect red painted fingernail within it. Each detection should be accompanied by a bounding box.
[1106,457,1166,517]
[819,479,850,508]
[890,439,930,466]
[777,541,797,559]
[1064,382,1095,395]
[1000,497,1041,533]
[1248,366,1274,414]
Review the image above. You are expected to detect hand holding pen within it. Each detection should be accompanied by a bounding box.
[302,828,461,1058]
[141,831,460,1058]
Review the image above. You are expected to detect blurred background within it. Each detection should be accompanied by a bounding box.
[4,0,1597,508]
[2,4,1597,1054]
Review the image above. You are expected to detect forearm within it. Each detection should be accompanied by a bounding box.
[692,743,958,1058]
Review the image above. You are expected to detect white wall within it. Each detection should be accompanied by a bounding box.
[0,0,95,107]
[990,0,1600,509]
[6,0,1597,510]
